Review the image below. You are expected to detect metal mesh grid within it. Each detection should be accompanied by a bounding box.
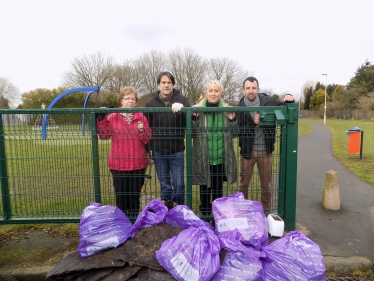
[0,109,288,223]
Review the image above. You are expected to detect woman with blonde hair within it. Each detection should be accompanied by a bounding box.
[191,80,238,216]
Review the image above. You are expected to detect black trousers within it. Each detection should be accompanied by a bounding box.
[199,163,225,216]
[110,168,146,216]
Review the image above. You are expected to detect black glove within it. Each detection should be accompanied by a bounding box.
[97,105,114,120]
[97,112,106,121]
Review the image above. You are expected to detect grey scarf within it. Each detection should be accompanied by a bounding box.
[244,95,260,118]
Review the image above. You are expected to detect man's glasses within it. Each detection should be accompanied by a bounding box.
[122,97,136,101]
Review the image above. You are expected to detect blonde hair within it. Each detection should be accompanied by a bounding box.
[118,86,138,102]
[205,80,223,93]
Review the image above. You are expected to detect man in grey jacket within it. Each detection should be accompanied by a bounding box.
[237,76,294,212]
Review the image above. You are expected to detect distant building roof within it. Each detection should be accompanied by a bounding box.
[8,101,16,109]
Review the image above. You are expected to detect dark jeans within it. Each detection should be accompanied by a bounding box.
[110,168,146,216]
[199,163,225,216]
[153,151,185,205]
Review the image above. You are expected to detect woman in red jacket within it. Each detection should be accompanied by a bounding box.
[97,86,152,216]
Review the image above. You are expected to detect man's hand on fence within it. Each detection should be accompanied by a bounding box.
[283,94,294,103]
[254,112,260,125]
[171,103,184,113]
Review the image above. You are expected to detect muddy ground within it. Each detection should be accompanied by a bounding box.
[0,226,79,271]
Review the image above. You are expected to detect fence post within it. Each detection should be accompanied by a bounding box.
[0,114,12,220]
[283,103,299,231]
[90,112,101,203]
[278,118,287,217]
[185,110,193,207]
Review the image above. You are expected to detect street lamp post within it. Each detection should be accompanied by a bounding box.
[322,74,327,124]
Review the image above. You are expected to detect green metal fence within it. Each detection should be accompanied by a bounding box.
[0,104,298,230]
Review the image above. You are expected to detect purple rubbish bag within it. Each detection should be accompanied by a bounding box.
[165,205,212,229]
[212,251,264,281]
[263,230,326,281]
[212,192,268,250]
[219,228,266,260]
[130,199,168,237]
[155,225,221,281]
[77,202,132,258]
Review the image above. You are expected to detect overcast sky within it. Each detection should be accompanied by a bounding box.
[1,0,373,103]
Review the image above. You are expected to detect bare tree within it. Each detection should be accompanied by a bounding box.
[301,80,316,101]
[107,60,142,95]
[0,77,20,106]
[134,50,167,97]
[169,47,206,103]
[206,58,249,103]
[63,52,116,89]
[62,52,116,106]
[357,92,374,110]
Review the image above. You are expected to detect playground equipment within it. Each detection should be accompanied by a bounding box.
[32,102,58,130]
[41,87,100,139]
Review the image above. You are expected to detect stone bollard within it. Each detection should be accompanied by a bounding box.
[322,170,340,210]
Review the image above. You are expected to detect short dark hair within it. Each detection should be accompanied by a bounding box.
[157,71,175,85]
[242,76,259,89]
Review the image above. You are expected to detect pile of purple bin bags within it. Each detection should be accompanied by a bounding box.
[77,192,326,281]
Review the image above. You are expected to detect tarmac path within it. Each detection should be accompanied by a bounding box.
[296,121,374,261]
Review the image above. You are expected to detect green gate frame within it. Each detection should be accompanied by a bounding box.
[0,104,298,229]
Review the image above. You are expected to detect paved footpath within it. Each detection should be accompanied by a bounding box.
[296,121,374,263]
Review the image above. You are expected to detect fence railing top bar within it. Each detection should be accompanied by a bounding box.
[0,104,297,114]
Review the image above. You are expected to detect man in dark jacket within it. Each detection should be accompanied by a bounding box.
[145,71,190,208]
[237,76,294,212]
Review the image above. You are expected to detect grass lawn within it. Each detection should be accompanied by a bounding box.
[299,118,374,187]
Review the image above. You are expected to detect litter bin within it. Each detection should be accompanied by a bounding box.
[347,128,361,154]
